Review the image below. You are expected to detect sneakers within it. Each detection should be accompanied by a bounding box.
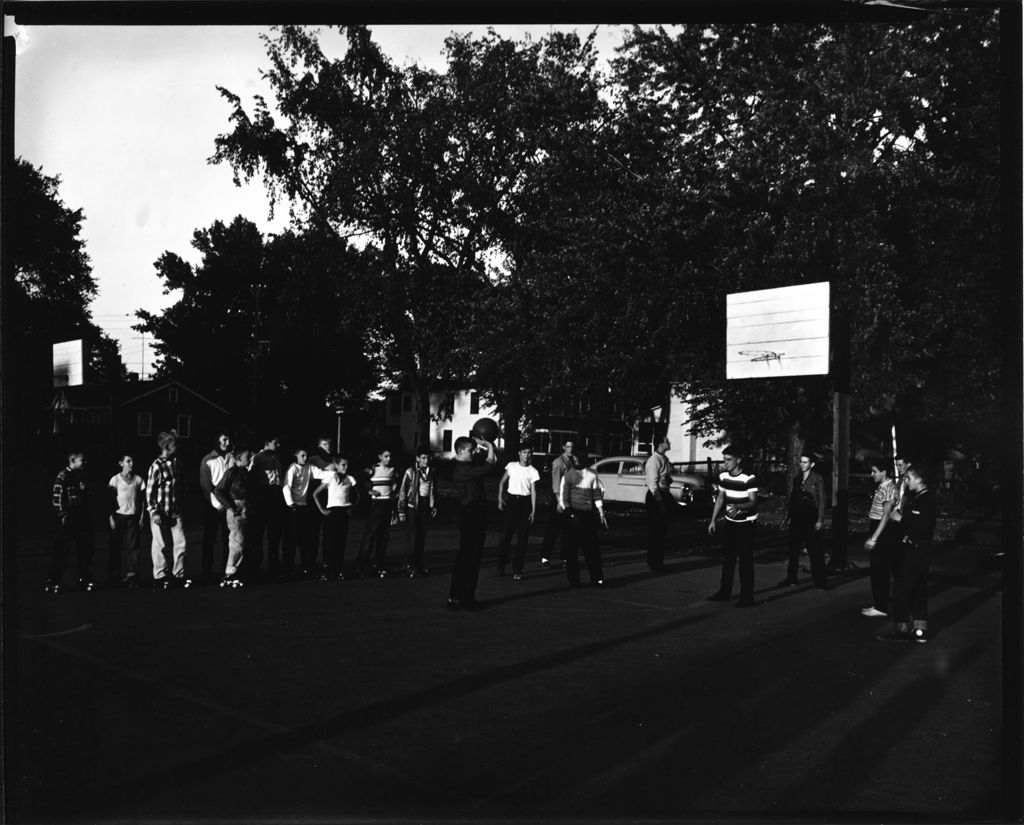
[44,580,63,594]
[912,621,929,644]
[220,574,245,589]
[861,606,888,617]
[776,577,798,588]
[541,558,551,569]
[706,592,732,602]
[78,578,96,592]
[125,576,140,590]
[512,572,524,581]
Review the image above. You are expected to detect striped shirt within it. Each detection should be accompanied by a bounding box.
[559,467,605,512]
[147,455,182,519]
[719,470,757,523]
[52,467,88,514]
[868,478,897,520]
[368,464,398,500]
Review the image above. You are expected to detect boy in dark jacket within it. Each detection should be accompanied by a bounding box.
[878,465,936,644]
[47,451,95,592]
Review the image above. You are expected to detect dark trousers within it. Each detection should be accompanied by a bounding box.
[497,494,532,573]
[323,508,351,574]
[645,490,671,567]
[867,519,901,613]
[109,513,141,579]
[309,503,326,568]
[718,519,755,601]
[450,501,487,602]
[564,508,603,585]
[286,505,316,572]
[200,503,229,579]
[787,513,826,586]
[357,499,394,570]
[249,490,285,575]
[540,493,568,562]
[892,538,930,623]
[403,500,431,571]
[49,510,94,583]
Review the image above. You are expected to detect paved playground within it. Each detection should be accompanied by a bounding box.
[7,505,1011,824]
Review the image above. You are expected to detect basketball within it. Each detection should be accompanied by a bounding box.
[471,417,500,442]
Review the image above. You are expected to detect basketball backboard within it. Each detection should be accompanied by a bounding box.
[726,282,830,379]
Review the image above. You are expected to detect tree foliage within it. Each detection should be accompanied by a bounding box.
[184,16,1003,463]
[610,13,1002,461]
[9,157,126,389]
[134,215,378,436]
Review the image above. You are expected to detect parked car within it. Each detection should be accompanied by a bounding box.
[591,456,713,510]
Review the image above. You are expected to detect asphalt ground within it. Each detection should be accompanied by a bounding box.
[5,503,1015,824]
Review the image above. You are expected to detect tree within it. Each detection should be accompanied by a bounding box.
[135,216,378,437]
[609,13,1003,467]
[211,26,682,455]
[9,157,127,386]
[212,26,488,451]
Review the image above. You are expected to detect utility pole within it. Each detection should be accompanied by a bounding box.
[830,290,851,571]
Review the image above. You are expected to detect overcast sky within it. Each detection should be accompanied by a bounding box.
[10,21,628,377]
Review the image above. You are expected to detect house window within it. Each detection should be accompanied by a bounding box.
[442,430,453,452]
[402,394,412,412]
[389,395,400,415]
[176,415,192,438]
[168,387,179,403]
[137,412,152,437]
[470,392,479,415]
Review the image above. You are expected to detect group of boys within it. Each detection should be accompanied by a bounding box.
[49,428,929,631]
[44,428,620,608]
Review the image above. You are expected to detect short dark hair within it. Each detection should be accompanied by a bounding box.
[722,444,743,458]
[233,445,253,461]
[416,447,431,457]
[868,460,891,477]
[453,436,475,454]
[905,465,929,486]
[67,450,85,463]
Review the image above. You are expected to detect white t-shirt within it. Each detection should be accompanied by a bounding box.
[322,474,357,509]
[109,473,145,516]
[504,461,540,496]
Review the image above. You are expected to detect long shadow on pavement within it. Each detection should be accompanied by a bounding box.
[59,612,716,820]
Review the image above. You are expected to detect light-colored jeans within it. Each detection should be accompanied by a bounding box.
[224,502,248,575]
[150,513,187,579]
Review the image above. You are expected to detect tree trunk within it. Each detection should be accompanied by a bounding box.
[503,379,523,461]
[786,419,804,481]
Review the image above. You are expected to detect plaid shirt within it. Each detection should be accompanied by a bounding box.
[52,467,88,515]
[147,455,182,518]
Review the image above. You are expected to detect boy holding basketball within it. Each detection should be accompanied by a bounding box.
[448,433,496,610]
